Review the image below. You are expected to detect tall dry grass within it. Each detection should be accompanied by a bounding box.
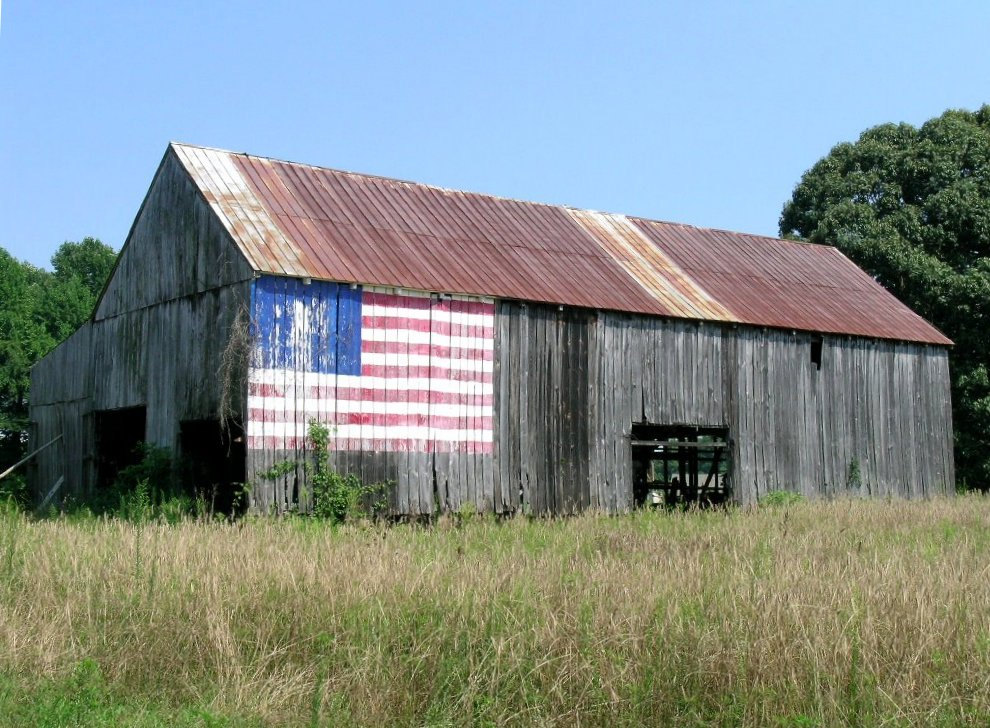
[1,497,990,726]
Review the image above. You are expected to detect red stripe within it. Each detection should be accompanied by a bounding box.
[331,388,493,405]
[360,339,494,360]
[431,298,495,316]
[363,291,494,316]
[359,364,492,382]
[362,316,494,338]
[249,409,492,429]
[249,382,281,396]
[248,435,493,454]
[247,436,309,451]
[336,413,490,429]
[248,384,493,405]
[251,383,283,397]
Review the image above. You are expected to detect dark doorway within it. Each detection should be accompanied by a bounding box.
[178,419,247,516]
[94,407,147,488]
[631,424,730,507]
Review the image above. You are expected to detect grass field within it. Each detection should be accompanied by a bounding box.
[1,496,990,726]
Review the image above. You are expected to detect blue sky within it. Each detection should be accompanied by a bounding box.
[1,1,988,269]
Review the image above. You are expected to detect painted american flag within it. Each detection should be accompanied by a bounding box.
[246,276,495,454]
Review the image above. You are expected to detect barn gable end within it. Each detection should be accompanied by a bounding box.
[30,147,256,503]
[95,147,255,320]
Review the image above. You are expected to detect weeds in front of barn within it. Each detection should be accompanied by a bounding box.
[1,497,990,726]
[47,419,390,526]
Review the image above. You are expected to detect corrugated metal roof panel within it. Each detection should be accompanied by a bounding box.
[629,218,949,344]
[567,209,737,322]
[170,142,951,345]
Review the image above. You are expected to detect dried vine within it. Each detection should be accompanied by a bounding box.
[217,302,253,440]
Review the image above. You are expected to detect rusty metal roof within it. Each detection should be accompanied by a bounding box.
[170,142,951,345]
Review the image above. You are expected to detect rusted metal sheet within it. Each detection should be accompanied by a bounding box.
[567,209,737,322]
[171,144,309,278]
[218,148,663,315]
[169,143,951,345]
[630,219,952,344]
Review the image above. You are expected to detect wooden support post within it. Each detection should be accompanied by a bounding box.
[703,447,722,490]
[0,435,62,483]
[690,434,699,493]
[36,476,65,513]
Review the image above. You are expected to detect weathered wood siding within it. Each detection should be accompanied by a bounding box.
[494,304,730,513]
[244,278,496,515]
[29,147,254,500]
[252,298,953,515]
[493,303,954,510]
[30,285,253,500]
[29,325,93,499]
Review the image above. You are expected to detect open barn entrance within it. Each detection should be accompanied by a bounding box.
[94,406,147,488]
[631,424,730,507]
[179,419,247,516]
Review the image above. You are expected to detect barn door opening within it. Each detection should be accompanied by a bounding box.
[179,419,247,516]
[631,424,730,507]
[94,406,147,488]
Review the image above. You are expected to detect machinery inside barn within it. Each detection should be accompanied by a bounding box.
[28,143,955,515]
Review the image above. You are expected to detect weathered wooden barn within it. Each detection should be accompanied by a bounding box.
[29,143,955,514]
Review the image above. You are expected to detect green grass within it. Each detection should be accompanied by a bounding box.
[2,497,990,725]
[0,660,255,727]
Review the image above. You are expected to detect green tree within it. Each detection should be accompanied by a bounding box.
[0,239,116,477]
[51,237,118,300]
[40,238,116,342]
[0,251,52,472]
[780,106,990,490]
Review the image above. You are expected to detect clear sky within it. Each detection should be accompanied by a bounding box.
[1,1,989,269]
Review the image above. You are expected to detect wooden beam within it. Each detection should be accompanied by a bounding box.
[630,440,727,450]
[36,476,65,513]
[0,435,62,483]
[703,447,723,489]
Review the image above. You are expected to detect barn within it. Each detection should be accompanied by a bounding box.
[29,143,955,514]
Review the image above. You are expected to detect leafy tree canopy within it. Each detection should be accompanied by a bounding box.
[780,106,990,489]
[0,239,116,472]
[51,237,118,299]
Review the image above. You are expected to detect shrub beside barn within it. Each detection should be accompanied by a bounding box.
[29,143,954,514]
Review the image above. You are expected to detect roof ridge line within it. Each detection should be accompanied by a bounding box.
[170,141,825,249]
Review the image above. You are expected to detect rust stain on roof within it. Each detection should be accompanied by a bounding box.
[567,209,738,322]
[168,142,951,345]
[172,144,311,277]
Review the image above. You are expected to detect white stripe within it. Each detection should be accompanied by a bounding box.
[249,369,493,394]
[361,328,494,350]
[361,352,493,372]
[363,286,431,299]
[249,396,490,418]
[246,421,493,441]
[362,304,493,327]
[364,286,495,306]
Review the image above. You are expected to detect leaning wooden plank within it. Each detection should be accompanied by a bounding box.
[37,476,65,513]
[0,435,62,483]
